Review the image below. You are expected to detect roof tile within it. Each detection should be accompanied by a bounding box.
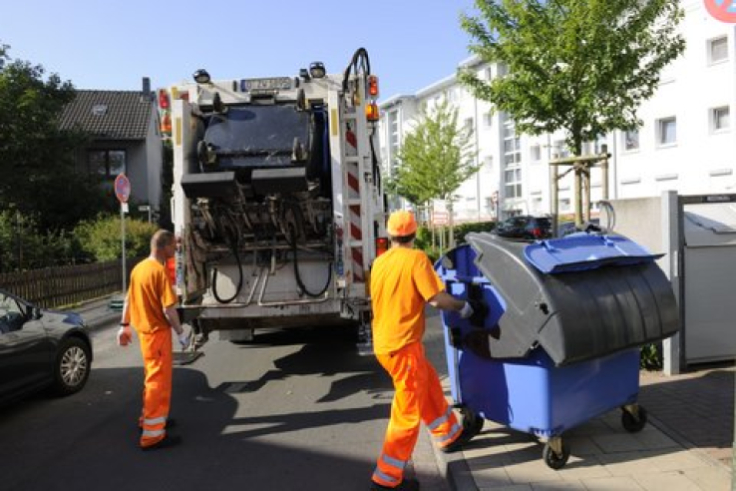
[59,90,155,140]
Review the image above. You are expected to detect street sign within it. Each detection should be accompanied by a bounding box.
[704,0,736,23]
[433,211,449,226]
[114,173,131,203]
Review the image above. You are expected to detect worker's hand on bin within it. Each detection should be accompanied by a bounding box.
[117,325,132,347]
[177,330,191,350]
[459,302,474,319]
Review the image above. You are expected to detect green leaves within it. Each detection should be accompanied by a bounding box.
[0,43,107,233]
[460,0,685,155]
[389,99,480,209]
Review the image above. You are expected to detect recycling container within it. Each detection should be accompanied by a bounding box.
[436,232,680,469]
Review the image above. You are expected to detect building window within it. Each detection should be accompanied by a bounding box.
[553,140,569,159]
[388,111,399,170]
[709,36,728,64]
[656,117,677,147]
[502,114,522,198]
[623,130,640,151]
[711,106,730,133]
[483,112,493,127]
[530,144,541,161]
[504,168,522,198]
[88,149,126,179]
[484,67,493,80]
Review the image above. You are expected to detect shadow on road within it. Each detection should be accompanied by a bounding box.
[224,325,392,403]
[0,326,399,491]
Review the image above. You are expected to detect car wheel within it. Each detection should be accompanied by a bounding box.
[51,337,91,396]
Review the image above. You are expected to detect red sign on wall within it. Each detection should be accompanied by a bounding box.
[704,0,736,23]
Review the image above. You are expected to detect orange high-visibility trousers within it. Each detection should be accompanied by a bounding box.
[137,328,173,448]
[372,342,463,488]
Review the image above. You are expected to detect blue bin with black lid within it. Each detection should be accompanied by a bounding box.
[435,232,680,469]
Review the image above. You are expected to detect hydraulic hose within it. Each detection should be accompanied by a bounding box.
[286,202,331,298]
[211,214,244,304]
[342,48,371,93]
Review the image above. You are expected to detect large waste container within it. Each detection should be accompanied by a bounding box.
[436,232,680,469]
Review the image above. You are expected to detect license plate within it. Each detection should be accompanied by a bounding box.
[240,77,292,92]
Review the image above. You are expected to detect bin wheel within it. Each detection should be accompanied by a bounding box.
[460,408,484,439]
[542,441,570,470]
[621,405,648,433]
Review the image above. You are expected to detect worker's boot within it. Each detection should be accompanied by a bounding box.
[370,477,420,490]
[439,427,473,454]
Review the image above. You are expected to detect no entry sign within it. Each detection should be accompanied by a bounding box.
[114,173,131,203]
[704,0,736,23]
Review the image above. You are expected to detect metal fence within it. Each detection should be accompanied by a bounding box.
[0,258,140,308]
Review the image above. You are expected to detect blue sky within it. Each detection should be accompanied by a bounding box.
[0,0,478,102]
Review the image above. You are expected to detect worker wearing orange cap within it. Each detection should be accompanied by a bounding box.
[370,210,478,491]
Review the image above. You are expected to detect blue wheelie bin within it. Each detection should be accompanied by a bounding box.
[436,232,680,469]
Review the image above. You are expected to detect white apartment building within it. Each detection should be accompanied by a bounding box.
[378,1,736,223]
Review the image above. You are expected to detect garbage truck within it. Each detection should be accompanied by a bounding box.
[157,48,387,348]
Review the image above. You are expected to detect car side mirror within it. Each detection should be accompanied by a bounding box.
[32,307,43,320]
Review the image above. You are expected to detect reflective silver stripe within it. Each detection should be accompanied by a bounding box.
[141,428,165,438]
[436,422,462,443]
[372,467,398,485]
[381,453,407,470]
[428,407,452,431]
[143,416,167,426]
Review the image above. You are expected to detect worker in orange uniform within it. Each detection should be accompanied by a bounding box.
[370,210,480,491]
[117,229,190,451]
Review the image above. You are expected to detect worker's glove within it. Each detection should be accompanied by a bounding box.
[117,325,132,347]
[459,302,474,319]
[177,330,191,350]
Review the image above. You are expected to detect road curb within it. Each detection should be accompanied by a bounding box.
[429,429,478,491]
[65,294,121,331]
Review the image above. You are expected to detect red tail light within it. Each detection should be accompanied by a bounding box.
[158,89,170,109]
[368,75,379,97]
[375,237,389,257]
[532,227,542,238]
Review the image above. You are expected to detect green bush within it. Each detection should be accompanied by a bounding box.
[453,221,496,245]
[413,221,497,263]
[0,211,84,271]
[640,343,662,371]
[74,214,158,262]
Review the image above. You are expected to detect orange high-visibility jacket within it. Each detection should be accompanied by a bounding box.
[370,247,445,355]
[128,258,177,334]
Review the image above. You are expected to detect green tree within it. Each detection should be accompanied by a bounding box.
[388,98,480,218]
[0,43,110,232]
[458,0,685,156]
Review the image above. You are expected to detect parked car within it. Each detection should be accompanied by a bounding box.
[494,215,553,240]
[0,289,92,406]
[558,218,602,237]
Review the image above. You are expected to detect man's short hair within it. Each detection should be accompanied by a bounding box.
[151,230,175,250]
[391,233,415,244]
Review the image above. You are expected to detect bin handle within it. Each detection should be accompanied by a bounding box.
[446,275,490,285]
[540,241,558,253]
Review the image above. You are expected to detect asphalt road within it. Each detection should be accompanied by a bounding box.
[0,318,450,491]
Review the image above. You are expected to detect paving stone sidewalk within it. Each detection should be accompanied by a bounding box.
[423,315,733,491]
